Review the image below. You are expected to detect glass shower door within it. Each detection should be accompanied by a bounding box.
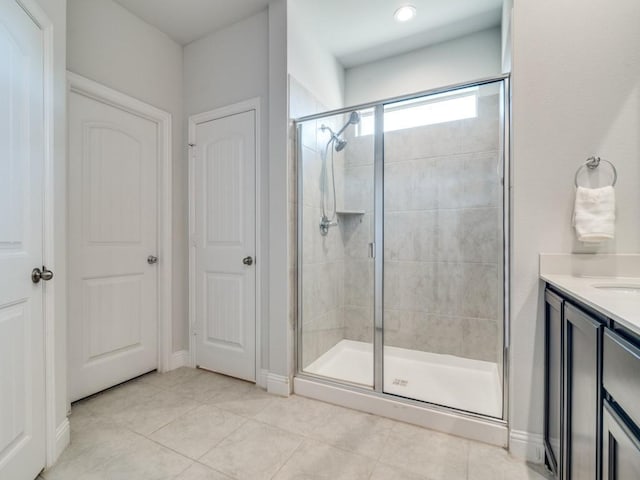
[381,81,505,418]
[297,108,376,388]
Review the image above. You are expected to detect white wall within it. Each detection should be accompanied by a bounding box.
[510,0,640,459]
[287,1,344,110]
[345,28,502,106]
[184,10,273,375]
[66,0,187,352]
[34,0,68,464]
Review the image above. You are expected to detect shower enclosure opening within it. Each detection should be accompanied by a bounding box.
[295,76,508,420]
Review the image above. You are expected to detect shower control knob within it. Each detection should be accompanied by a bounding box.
[242,256,254,266]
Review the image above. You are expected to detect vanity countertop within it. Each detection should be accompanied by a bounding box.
[540,254,640,335]
[541,273,640,335]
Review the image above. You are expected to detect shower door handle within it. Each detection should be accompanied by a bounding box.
[368,242,376,259]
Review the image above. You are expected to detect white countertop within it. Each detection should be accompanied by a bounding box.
[540,254,640,336]
[541,274,640,335]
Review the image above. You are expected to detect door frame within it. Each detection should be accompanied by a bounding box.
[187,98,263,387]
[66,72,174,376]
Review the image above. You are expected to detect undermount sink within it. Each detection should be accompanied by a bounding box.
[591,283,640,294]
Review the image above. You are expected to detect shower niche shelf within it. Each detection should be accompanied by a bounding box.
[336,210,365,216]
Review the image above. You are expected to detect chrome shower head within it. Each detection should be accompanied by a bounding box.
[334,138,348,152]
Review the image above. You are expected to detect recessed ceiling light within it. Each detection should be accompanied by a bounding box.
[394,5,417,23]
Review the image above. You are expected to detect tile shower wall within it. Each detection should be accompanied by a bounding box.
[343,93,503,365]
[290,77,348,368]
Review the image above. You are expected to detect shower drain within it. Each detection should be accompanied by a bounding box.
[392,378,408,387]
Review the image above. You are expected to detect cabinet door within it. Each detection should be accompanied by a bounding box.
[564,303,603,480]
[602,401,640,479]
[545,289,564,476]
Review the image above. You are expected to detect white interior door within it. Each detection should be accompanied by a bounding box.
[0,1,46,479]
[68,89,159,402]
[194,109,257,382]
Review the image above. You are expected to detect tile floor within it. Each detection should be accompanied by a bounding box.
[43,367,550,480]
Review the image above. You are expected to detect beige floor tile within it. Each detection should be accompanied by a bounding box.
[252,395,340,436]
[150,404,247,459]
[273,439,374,480]
[379,422,469,480]
[309,407,395,459]
[42,416,139,480]
[200,420,303,480]
[467,441,551,480]
[175,462,234,480]
[81,379,161,418]
[138,367,203,389]
[205,381,275,417]
[110,388,201,435]
[166,369,242,402]
[369,462,431,480]
[86,434,192,480]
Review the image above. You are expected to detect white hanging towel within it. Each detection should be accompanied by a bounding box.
[573,186,615,242]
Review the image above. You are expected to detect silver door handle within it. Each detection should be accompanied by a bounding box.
[147,255,158,265]
[242,256,254,266]
[32,266,54,284]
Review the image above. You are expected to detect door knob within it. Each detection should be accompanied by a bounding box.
[32,266,54,284]
[242,256,254,266]
[147,255,159,265]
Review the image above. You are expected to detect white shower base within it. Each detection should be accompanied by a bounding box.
[305,339,502,418]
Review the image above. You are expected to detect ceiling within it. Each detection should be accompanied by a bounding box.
[112,0,503,64]
[293,0,503,68]
[113,0,270,45]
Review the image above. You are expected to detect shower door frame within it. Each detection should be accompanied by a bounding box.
[295,74,511,425]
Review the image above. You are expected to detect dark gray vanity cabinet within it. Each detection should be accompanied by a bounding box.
[545,290,564,476]
[602,401,640,479]
[545,285,640,480]
[563,303,603,480]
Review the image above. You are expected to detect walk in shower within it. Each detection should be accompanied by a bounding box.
[295,76,508,420]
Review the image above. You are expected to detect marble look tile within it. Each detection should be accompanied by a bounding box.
[110,388,200,436]
[302,262,345,321]
[150,404,246,460]
[252,395,339,436]
[462,317,500,362]
[309,408,394,459]
[383,261,435,312]
[344,260,373,308]
[175,462,233,480]
[200,420,302,480]
[343,305,373,343]
[460,263,500,319]
[341,213,372,260]
[273,439,374,480]
[379,422,469,480]
[343,164,374,213]
[344,134,374,168]
[460,207,501,263]
[86,433,192,480]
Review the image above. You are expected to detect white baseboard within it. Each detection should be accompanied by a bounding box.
[169,350,189,370]
[257,368,269,389]
[47,418,70,468]
[267,372,291,397]
[509,429,545,464]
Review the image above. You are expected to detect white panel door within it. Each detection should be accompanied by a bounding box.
[68,90,159,402]
[0,1,46,479]
[195,110,256,381]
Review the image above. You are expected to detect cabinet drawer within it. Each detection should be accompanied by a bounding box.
[603,329,640,428]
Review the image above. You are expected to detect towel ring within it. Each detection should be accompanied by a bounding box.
[574,156,617,188]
